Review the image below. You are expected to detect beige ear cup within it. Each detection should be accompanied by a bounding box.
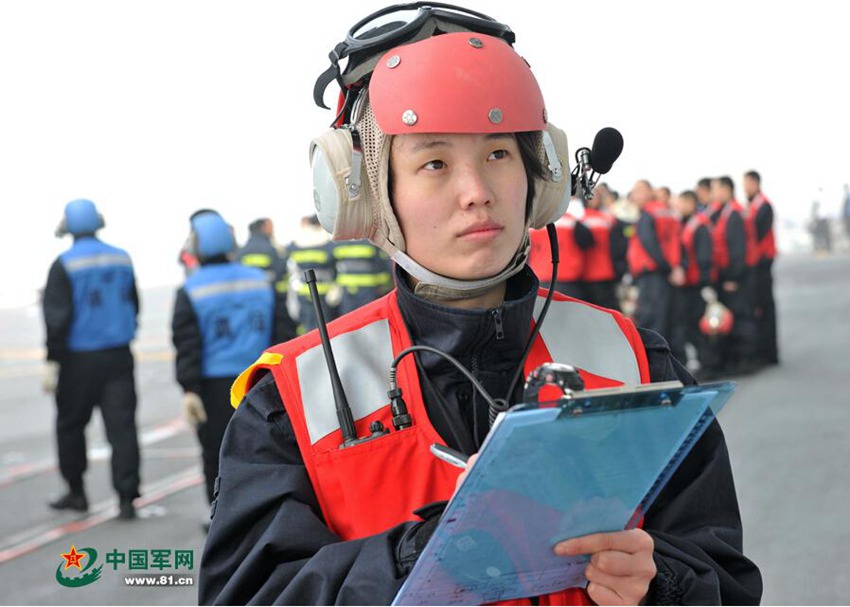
[309,128,376,241]
[528,123,571,229]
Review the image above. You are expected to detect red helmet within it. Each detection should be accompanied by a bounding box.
[369,32,547,135]
[700,301,734,336]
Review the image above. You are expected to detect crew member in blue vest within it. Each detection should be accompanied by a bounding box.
[171,211,293,521]
[333,239,393,315]
[42,198,141,520]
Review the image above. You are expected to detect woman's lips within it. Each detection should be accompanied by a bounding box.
[458,220,504,240]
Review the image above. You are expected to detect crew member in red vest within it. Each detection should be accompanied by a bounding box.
[669,190,721,379]
[695,177,714,214]
[709,176,758,374]
[627,180,684,341]
[743,170,779,366]
[528,203,592,300]
[199,8,761,606]
[580,193,627,310]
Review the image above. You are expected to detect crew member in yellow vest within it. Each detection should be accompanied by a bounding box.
[285,214,340,333]
[333,239,393,315]
[199,6,762,605]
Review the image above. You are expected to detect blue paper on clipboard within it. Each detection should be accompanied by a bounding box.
[393,381,736,606]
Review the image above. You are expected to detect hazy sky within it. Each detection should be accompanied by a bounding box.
[1,0,847,308]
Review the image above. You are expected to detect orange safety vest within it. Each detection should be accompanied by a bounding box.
[581,208,618,282]
[747,193,777,261]
[713,200,758,272]
[528,214,584,283]
[232,289,651,606]
[681,213,716,287]
[627,200,682,276]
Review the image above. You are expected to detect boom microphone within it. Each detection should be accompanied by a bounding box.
[590,127,624,175]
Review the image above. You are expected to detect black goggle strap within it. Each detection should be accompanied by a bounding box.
[313,15,513,114]
[313,41,349,110]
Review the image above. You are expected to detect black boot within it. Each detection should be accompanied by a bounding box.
[49,491,88,512]
[118,497,136,520]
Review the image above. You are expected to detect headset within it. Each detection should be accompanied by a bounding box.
[55,199,105,238]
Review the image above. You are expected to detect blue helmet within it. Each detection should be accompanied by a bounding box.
[191,212,236,259]
[62,198,104,236]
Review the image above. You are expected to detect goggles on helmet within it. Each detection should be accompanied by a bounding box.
[313,2,515,123]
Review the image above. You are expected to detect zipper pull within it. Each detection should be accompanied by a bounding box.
[491,308,505,340]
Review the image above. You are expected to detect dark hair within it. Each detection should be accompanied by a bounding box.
[718,175,735,191]
[516,131,546,221]
[744,170,761,183]
[679,189,698,203]
[249,218,269,234]
[697,178,712,190]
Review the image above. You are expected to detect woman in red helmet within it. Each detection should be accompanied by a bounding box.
[199,5,761,605]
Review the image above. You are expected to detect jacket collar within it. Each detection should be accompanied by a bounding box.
[395,264,539,376]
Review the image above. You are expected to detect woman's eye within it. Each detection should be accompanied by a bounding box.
[489,149,508,160]
[423,160,445,171]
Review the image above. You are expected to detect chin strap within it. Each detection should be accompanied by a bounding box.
[391,236,530,302]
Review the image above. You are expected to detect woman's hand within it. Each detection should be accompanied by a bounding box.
[554,528,656,605]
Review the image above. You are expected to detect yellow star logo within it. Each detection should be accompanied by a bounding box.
[61,545,85,570]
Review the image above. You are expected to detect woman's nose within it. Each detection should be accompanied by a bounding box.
[455,164,494,209]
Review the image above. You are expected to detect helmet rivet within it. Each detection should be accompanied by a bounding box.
[469,37,484,48]
[488,108,503,124]
[386,55,401,69]
[402,109,418,126]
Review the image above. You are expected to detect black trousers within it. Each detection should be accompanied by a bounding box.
[582,280,620,311]
[55,347,140,498]
[753,259,779,364]
[670,285,722,373]
[197,377,237,504]
[717,272,757,372]
[635,272,673,342]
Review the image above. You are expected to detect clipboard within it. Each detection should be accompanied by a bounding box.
[393,381,736,606]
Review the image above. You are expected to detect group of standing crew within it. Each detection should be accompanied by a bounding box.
[528,170,779,380]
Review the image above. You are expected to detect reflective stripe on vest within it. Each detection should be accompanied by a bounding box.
[295,318,395,444]
[188,278,270,300]
[333,244,378,259]
[240,253,273,269]
[64,253,133,273]
[290,249,329,264]
[336,272,392,288]
[534,297,642,386]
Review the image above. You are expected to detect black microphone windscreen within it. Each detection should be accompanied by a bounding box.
[590,127,624,174]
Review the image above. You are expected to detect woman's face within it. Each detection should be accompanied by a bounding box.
[390,132,528,281]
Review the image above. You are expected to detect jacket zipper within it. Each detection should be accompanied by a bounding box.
[491,308,505,341]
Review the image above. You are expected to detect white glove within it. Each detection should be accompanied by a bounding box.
[182,392,207,426]
[42,361,60,394]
